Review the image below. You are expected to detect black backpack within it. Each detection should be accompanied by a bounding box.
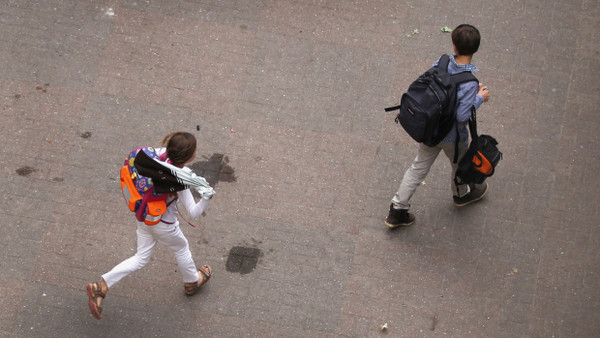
[455,108,502,185]
[385,54,478,147]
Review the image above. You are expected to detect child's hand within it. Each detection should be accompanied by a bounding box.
[478,83,490,102]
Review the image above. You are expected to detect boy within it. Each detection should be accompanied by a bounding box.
[385,24,491,228]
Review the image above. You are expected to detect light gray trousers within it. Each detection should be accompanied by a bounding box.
[392,141,469,209]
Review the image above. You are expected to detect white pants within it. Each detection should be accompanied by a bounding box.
[392,141,470,209]
[102,221,199,288]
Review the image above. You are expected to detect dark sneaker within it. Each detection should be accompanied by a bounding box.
[453,182,488,207]
[385,204,415,228]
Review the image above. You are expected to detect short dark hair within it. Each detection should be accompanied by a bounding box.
[452,24,480,55]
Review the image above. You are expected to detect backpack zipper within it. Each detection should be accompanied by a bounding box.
[429,84,443,111]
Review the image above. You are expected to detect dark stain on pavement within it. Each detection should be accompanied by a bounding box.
[226,246,261,275]
[431,314,438,331]
[80,131,92,139]
[35,83,49,93]
[16,166,36,176]
[189,153,236,187]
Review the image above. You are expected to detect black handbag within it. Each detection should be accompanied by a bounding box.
[455,108,502,186]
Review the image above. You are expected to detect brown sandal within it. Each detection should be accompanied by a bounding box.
[184,264,212,296]
[86,282,106,320]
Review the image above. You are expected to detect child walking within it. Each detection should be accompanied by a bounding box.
[386,24,491,228]
[86,131,213,320]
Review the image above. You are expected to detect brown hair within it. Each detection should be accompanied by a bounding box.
[160,132,197,167]
[452,24,480,56]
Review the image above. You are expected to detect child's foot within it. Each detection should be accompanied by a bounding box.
[453,182,488,207]
[86,281,108,320]
[184,264,212,296]
[385,204,415,228]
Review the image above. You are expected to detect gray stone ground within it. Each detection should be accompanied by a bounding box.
[1,0,599,337]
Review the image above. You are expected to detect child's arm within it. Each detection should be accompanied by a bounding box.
[178,189,210,219]
[456,82,482,123]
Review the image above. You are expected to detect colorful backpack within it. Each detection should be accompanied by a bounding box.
[120,147,173,225]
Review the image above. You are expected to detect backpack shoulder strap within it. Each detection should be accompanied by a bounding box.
[451,71,478,85]
[467,106,478,139]
[439,54,478,84]
[437,54,451,71]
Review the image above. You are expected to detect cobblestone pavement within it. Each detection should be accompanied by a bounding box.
[1,0,599,337]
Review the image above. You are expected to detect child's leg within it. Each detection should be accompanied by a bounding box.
[151,222,199,283]
[102,223,157,288]
[87,224,156,319]
[441,141,470,197]
[392,143,441,209]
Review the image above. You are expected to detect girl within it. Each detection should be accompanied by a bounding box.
[86,132,213,320]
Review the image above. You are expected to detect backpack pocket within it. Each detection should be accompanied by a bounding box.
[142,200,168,225]
[473,151,494,175]
[397,94,428,143]
[133,185,169,226]
[120,165,142,212]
